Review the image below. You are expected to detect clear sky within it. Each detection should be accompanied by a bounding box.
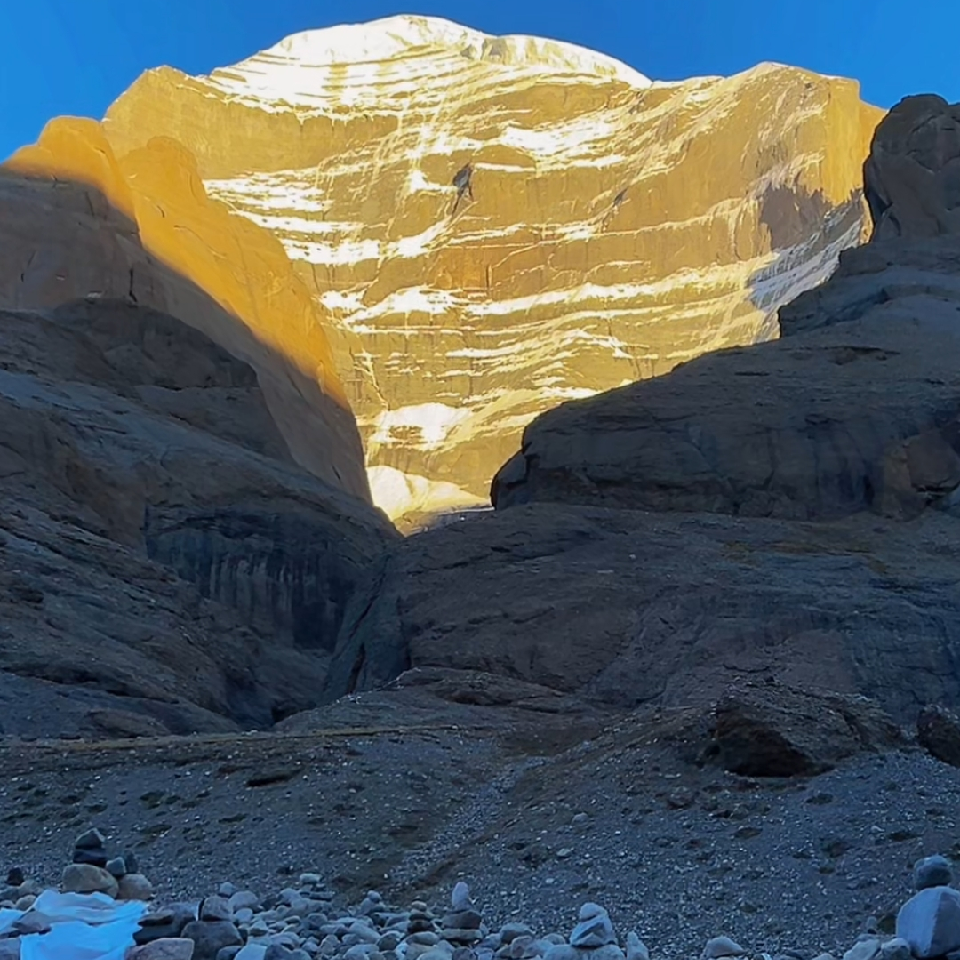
[1,0,957,161]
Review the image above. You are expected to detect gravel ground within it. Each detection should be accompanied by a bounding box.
[0,693,956,959]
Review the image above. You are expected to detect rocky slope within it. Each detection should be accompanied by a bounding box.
[100,15,882,520]
[324,502,960,721]
[2,701,960,959]
[325,94,960,724]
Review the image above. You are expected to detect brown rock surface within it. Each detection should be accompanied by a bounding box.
[2,117,369,499]
[99,16,882,518]
[0,297,394,738]
[917,705,960,767]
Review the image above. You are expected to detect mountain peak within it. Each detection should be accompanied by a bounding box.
[203,14,650,111]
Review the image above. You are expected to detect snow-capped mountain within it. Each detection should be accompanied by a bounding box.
[103,15,882,519]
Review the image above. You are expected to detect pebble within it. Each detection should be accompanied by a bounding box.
[127,940,197,959]
[879,939,911,960]
[702,937,747,959]
[200,896,234,922]
[236,946,269,960]
[625,933,649,960]
[179,919,243,959]
[843,938,881,960]
[5,827,960,960]
[500,924,535,945]
[570,904,615,948]
[135,904,197,944]
[73,827,106,851]
[118,873,156,901]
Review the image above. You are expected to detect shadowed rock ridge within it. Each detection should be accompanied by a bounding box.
[865,94,960,241]
[0,148,396,737]
[490,95,960,520]
[3,116,370,501]
[325,93,960,735]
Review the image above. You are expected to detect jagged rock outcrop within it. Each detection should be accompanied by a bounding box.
[865,94,960,240]
[707,682,904,777]
[325,93,960,722]
[2,117,369,499]
[916,705,960,768]
[491,96,960,516]
[491,235,960,517]
[0,298,395,738]
[99,15,882,519]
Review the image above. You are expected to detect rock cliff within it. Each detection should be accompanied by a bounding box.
[3,117,369,499]
[326,93,960,721]
[490,235,960,518]
[490,96,960,517]
[100,15,882,519]
[0,136,396,737]
[0,295,395,738]
[323,503,960,720]
[865,94,960,240]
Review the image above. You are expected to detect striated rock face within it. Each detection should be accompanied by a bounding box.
[0,149,395,737]
[2,117,370,500]
[100,15,882,519]
[491,95,960,518]
[0,298,395,738]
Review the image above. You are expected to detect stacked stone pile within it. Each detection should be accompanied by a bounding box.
[3,834,960,960]
[61,827,154,902]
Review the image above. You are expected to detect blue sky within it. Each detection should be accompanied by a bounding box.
[1,0,957,161]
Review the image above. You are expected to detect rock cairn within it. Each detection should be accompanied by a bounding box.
[2,833,960,960]
[61,826,154,902]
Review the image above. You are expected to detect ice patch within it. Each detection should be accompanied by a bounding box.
[367,465,487,520]
[285,238,381,265]
[367,402,472,450]
[318,289,366,312]
[346,287,459,325]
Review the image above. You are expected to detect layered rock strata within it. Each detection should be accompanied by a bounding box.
[491,96,960,517]
[100,15,883,518]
